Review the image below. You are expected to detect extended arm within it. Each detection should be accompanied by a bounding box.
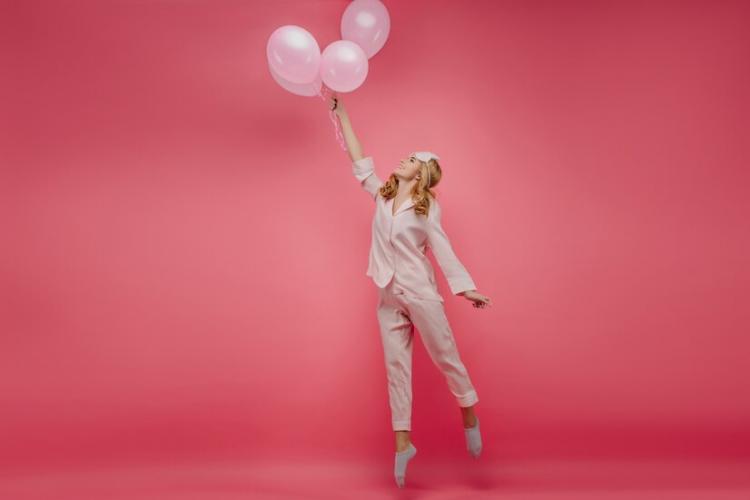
[329,95,382,200]
[426,201,477,295]
[330,96,363,162]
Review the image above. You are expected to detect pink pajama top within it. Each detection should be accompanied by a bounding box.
[352,156,477,302]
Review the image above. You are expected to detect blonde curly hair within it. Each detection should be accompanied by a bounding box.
[378,157,442,217]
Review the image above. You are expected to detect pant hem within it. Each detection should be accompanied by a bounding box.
[457,390,479,407]
[392,420,411,431]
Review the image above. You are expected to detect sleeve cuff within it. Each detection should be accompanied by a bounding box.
[448,278,477,296]
[352,156,375,182]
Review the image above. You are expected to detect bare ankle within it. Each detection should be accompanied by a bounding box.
[395,431,411,451]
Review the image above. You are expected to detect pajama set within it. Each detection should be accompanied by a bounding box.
[352,156,480,431]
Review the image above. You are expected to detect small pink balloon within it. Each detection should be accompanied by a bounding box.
[266,25,321,84]
[320,40,368,93]
[341,0,390,58]
[268,63,322,97]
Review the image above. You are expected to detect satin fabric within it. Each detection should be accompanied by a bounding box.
[351,155,480,431]
[377,277,480,431]
[352,156,477,302]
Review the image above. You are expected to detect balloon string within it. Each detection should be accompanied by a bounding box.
[318,85,347,152]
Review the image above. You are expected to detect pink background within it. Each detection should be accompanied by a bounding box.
[2,0,749,490]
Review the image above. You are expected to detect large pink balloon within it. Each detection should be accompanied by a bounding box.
[268,63,322,97]
[320,40,368,93]
[266,25,321,84]
[340,0,390,58]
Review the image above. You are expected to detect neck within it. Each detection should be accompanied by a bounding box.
[397,178,418,196]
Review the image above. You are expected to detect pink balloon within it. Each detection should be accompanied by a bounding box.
[320,40,368,93]
[340,0,390,58]
[266,25,321,84]
[268,63,322,97]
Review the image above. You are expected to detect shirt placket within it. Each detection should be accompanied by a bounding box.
[387,205,405,295]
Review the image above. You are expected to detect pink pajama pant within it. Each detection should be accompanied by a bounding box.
[376,278,479,431]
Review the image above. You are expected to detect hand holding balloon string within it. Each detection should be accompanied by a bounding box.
[319,85,347,151]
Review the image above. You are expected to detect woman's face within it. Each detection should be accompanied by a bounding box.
[395,154,422,180]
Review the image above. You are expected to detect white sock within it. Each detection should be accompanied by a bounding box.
[464,416,482,458]
[394,442,417,488]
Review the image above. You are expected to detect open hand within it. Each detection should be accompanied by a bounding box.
[461,290,492,309]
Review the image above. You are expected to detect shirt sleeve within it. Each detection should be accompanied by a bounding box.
[352,156,383,201]
[426,200,477,295]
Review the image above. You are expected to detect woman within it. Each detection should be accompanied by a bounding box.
[329,95,492,488]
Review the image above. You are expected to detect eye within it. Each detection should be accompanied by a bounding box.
[410,158,414,162]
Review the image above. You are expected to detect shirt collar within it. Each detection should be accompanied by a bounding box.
[390,196,415,216]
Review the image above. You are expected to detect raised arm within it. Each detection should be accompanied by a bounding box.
[329,95,382,200]
[329,95,362,161]
[426,200,477,295]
